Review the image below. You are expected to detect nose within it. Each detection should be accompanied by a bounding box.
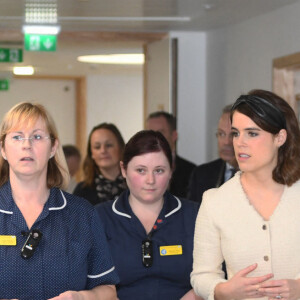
[234,133,246,147]
[224,133,233,144]
[22,137,33,148]
[146,172,155,184]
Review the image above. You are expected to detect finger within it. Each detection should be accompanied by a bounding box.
[237,263,258,277]
[260,280,283,288]
[247,273,274,286]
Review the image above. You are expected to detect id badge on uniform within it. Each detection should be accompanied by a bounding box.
[0,235,17,246]
[160,245,182,256]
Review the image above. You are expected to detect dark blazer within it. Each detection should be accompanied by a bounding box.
[187,158,226,204]
[170,155,196,198]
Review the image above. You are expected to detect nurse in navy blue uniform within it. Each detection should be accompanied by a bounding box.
[96,130,202,300]
[0,102,119,300]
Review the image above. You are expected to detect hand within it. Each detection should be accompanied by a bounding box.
[215,263,274,300]
[258,278,300,300]
[48,291,84,300]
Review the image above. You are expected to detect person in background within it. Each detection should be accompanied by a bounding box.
[146,111,195,198]
[191,90,300,300]
[96,130,201,300]
[74,123,127,205]
[188,104,238,204]
[0,102,118,300]
[63,144,81,193]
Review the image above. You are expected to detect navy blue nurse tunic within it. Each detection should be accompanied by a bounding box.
[0,182,119,300]
[96,190,200,300]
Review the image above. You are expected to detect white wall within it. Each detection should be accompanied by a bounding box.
[0,78,76,145]
[170,31,207,165]
[87,70,143,143]
[205,0,300,161]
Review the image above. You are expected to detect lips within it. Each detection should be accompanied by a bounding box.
[20,157,34,161]
[238,153,250,159]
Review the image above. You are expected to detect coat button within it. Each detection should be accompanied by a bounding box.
[264,256,269,261]
[262,224,267,230]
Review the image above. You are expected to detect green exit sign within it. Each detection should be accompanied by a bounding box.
[0,48,23,63]
[24,34,57,52]
[0,79,9,91]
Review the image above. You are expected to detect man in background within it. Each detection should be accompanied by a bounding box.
[146,111,196,198]
[187,104,238,204]
[63,144,82,193]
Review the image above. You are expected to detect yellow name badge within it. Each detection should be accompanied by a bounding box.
[160,245,182,256]
[0,235,17,246]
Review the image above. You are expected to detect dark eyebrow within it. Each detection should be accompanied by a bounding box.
[231,126,261,131]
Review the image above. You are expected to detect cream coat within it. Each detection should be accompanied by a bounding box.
[191,172,300,300]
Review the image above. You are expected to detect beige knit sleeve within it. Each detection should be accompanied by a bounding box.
[190,189,227,300]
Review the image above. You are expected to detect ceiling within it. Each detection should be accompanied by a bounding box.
[0,0,299,76]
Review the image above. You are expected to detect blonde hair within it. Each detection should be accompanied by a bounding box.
[0,102,69,189]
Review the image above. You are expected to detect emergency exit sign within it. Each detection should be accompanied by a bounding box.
[0,48,23,63]
[0,79,9,91]
[24,34,57,52]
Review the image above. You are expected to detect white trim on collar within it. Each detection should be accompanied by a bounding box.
[112,197,131,219]
[165,196,181,218]
[112,195,182,219]
[49,190,67,211]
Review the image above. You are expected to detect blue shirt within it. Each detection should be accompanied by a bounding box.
[96,190,200,300]
[0,182,119,300]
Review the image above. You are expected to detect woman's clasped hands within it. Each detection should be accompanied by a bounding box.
[215,263,273,300]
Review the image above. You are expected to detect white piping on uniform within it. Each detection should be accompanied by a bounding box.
[112,198,131,219]
[87,266,115,278]
[49,190,67,210]
[165,196,181,218]
[0,209,13,214]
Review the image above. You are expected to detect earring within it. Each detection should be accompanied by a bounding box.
[2,156,6,160]
[49,154,54,159]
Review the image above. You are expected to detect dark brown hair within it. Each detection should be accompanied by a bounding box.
[122,130,172,170]
[147,111,177,131]
[82,123,125,186]
[231,89,300,186]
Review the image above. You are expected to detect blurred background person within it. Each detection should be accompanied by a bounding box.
[146,111,195,198]
[191,90,300,300]
[0,102,118,299]
[96,130,201,300]
[63,144,81,193]
[74,123,127,205]
[188,104,238,204]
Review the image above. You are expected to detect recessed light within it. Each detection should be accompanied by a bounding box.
[13,66,35,76]
[77,54,144,65]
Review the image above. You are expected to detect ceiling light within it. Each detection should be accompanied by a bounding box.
[22,25,61,35]
[77,54,145,65]
[13,66,35,76]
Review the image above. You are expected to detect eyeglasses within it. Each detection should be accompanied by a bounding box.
[216,132,234,139]
[6,134,52,145]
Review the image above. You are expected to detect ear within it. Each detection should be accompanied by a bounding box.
[171,130,178,144]
[120,161,127,178]
[1,143,6,160]
[50,139,58,159]
[276,129,287,147]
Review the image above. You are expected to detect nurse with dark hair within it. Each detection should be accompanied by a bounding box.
[96,130,202,300]
[191,90,300,300]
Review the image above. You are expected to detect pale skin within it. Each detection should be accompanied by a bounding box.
[1,118,117,300]
[214,111,300,300]
[90,129,121,181]
[121,151,203,300]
